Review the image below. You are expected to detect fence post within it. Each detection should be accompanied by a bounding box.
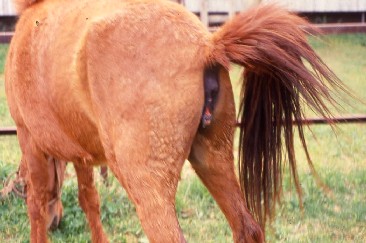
[228,0,235,17]
[173,0,185,5]
[200,0,209,27]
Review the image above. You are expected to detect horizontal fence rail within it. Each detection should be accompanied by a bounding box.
[0,31,12,43]
[1,115,366,136]
[0,126,16,135]
[235,115,366,127]
[290,115,366,125]
[308,23,366,34]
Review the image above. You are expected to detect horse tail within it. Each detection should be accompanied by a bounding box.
[12,0,43,13]
[209,4,345,226]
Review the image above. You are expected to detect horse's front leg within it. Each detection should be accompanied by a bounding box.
[17,127,50,243]
[74,162,108,243]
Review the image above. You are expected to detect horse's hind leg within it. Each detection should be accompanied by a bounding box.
[108,164,183,243]
[108,148,186,242]
[111,164,185,242]
[188,69,264,243]
[103,119,192,243]
[17,127,49,243]
[74,163,108,243]
[189,131,264,243]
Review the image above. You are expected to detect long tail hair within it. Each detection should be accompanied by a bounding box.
[209,5,346,226]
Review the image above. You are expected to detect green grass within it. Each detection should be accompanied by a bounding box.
[1,34,366,242]
[0,45,11,126]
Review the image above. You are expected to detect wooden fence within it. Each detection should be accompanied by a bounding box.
[182,0,246,27]
[2,115,366,136]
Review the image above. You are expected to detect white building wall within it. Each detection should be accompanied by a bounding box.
[250,0,366,12]
[1,0,366,16]
[0,0,16,16]
[184,0,247,13]
[184,0,366,12]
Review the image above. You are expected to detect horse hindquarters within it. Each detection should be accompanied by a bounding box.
[189,68,264,243]
[84,8,205,242]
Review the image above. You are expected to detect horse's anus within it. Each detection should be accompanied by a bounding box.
[201,65,220,128]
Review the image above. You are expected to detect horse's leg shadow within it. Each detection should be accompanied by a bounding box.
[74,162,108,243]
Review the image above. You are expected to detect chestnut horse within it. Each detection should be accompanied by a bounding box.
[6,0,345,242]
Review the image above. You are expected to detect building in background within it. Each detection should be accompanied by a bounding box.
[0,0,16,31]
[181,0,366,27]
[0,0,365,30]
[261,0,366,23]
